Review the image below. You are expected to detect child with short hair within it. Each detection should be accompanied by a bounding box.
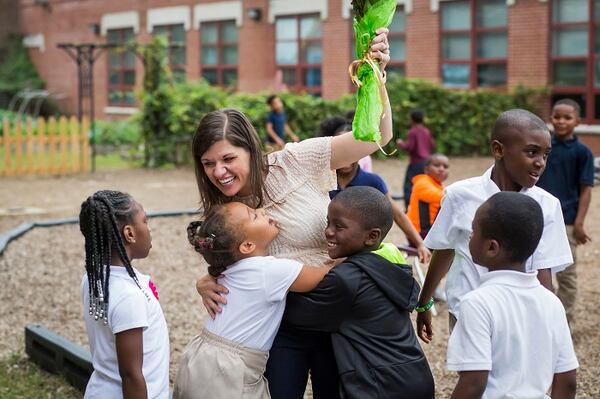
[407,153,450,240]
[448,191,578,398]
[416,109,573,342]
[283,186,435,399]
[79,190,169,399]
[265,95,299,150]
[173,202,332,399]
[537,99,595,325]
[396,109,435,209]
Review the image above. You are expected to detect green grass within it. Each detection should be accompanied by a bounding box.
[95,153,140,170]
[0,353,81,398]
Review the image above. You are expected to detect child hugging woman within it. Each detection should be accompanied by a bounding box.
[173,202,333,399]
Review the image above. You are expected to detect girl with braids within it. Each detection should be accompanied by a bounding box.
[79,190,169,399]
[173,202,333,399]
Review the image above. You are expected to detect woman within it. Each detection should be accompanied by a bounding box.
[195,29,392,399]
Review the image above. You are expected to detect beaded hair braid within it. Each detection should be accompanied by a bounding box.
[79,190,140,324]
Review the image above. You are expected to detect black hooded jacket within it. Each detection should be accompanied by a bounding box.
[283,250,435,399]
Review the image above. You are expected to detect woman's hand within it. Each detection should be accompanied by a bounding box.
[196,274,229,319]
[369,28,390,77]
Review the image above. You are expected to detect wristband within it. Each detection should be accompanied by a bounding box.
[415,298,434,313]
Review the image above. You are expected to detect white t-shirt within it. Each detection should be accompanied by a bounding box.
[424,166,573,317]
[447,270,579,398]
[205,256,303,351]
[81,267,170,399]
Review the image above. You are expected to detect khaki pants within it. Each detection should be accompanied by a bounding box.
[556,225,578,323]
[173,329,270,399]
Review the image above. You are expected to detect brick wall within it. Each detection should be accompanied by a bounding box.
[322,0,352,99]
[405,0,440,82]
[0,0,20,42]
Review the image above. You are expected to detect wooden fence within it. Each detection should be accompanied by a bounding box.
[0,116,90,176]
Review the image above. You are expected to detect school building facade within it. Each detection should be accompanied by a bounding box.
[17,0,600,153]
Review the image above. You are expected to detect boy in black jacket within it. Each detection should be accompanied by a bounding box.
[283,186,434,398]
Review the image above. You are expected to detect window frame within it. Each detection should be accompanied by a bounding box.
[550,0,600,122]
[106,27,136,107]
[439,0,508,89]
[275,13,322,95]
[153,23,186,80]
[200,20,239,88]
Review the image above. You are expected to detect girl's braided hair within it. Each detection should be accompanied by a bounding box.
[79,190,140,323]
[187,205,243,277]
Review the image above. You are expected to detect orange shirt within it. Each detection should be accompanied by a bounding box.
[407,174,444,236]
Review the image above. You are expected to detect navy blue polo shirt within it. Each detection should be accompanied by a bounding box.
[329,166,389,199]
[266,111,286,144]
[537,135,594,225]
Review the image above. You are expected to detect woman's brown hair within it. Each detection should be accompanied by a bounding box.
[192,109,268,213]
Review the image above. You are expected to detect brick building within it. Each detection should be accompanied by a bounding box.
[17,0,600,153]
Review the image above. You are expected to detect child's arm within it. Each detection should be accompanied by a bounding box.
[115,328,147,399]
[284,124,300,143]
[266,122,285,147]
[289,264,334,293]
[451,371,488,399]
[551,370,577,399]
[416,248,455,343]
[537,268,553,291]
[573,185,592,245]
[387,193,431,263]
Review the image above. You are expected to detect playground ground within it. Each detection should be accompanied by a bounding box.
[0,157,599,398]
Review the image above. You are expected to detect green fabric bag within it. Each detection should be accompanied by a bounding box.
[350,0,397,144]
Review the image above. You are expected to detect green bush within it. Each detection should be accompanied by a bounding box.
[95,118,141,146]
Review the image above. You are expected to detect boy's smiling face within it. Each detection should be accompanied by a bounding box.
[551,103,579,140]
[325,201,374,259]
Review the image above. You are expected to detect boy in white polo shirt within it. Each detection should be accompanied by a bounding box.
[447,191,578,398]
[415,109,573,342]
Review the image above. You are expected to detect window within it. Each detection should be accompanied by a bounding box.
[550,0,600,121]
[153,24,186,82]
[200,20,238,87]
[276,14,322,95]
[107,28,136,106]
[440,0,507,88]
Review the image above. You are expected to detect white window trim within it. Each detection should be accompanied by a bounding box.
[430,0,528,12]
[342,0,412,18]
[269,0,328,23]
[147,6,191,32]
[100,11,139,36]
[194,1,243,27]
[104,106,139,116]
[23,33,45,52]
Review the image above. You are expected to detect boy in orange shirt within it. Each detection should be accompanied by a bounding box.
[407,154,450,240]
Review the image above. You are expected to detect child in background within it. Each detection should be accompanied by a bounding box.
[537,99,595,325]
[284,186,435,399]
[416,109,573,342]
[407,153,450,240]
[265,95,299,151]
[79,190,169,399]
[173,202,332,399]
[396,109,435,209]
[448,192,578,399]
[321,115,431,263]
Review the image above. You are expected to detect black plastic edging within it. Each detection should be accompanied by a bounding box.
[0,208,199,256]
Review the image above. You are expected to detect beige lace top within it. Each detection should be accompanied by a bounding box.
[236,137,336,266]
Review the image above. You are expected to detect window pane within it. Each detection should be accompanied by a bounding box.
[442,63,470,87]
[222,45,238,64]
[107,30,119,44]
[304,67,321,87]
[595,27,600,53]
[153,26,166,36]
[172,25,185,44]
[552,93,586,118]
[390,10,405,33]
[222,21,238,42]
[201,23,218,44]
[124,70,135,85]
[281,68,297,86]
[276,42,298,64]
[477,63,506,86]
[595,94,600,118]
[553,60,587,86]
[171,47,186,65]
[173,69,186,82]
[387,65,405,76]
[108,52,120,67]
[477,32,507,58]
[595,59,600,86]
[596,0,600,20]
[300,16,322,39]
[202,69,218,85]
[477,0,507,27]
[553,27,588,56]
[301,42,322,63]
[223,69,238,86]
[201,46,217,65]
[276,18,297,40]
[124,52,136,68]
[390,37,405,61]
[442,2,471,30]
[442,34,471,59]
[109,71,120,85]
[108,91,122,104]
[123,91,136,105]
[124,29,135,43]
[553,0,589,23]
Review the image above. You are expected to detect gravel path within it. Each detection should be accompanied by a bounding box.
[1,158,598,397]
